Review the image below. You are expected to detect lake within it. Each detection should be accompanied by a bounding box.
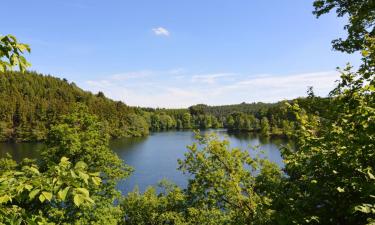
[0,129,291,194]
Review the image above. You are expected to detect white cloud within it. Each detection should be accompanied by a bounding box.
[209,71,339,103]
[152,27,170,36]
[81,70,340,108]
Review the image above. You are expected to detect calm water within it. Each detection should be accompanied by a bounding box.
[0,142,43,161]
[0,129,291,194]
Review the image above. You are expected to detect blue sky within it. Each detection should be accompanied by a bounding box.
[2,0,360,107]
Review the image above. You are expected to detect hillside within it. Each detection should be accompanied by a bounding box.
[0,71,149,142]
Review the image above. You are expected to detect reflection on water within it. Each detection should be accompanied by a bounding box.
[111,130,292,193]
[0,130,293,194]
[0,142,44,161]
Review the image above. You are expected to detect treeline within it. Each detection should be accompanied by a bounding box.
[0,71,328,142]
[0,71,149,142]
[142,95,329,138]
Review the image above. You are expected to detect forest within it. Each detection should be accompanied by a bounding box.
[0,71,327,142]
[0,71,149,142]
[0,0,374,224]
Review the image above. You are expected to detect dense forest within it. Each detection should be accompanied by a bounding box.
[0,0,374,224]
[0,71,327,142]
[0,71,149,142]
[144,92,330,136]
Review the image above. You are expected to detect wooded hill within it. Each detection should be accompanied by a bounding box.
[0,71,149,142]
[0,71,328,142]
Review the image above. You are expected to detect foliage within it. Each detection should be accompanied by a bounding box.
[313,0,375,54]
[0,105,132,224]
[275,63,375,224]
[0,71,149,142]
[121,133,281,225]
[0,35,30,72]
[178,133,277,224]
[0,156,100,224]
[273,3,375,222]
[121,182,187,225]
[260,117,270,136]
[43,104,132,181]
[143,98,323,139]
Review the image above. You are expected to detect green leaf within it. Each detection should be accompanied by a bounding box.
[89,172,100,177]
[75,161,87,170]
[39,193,46,203]
[24,184,33,191]
[70,170,77,178]
[367,170,375,180]
[16,43,30,52]
[10,54,18,66]
[78,171,89,184]
[0,195,12,203]
[75,188,89,197]
[91,176,101,186]
[361,50,369,57]
[40,191,52,202]
[58,187,70,201]
[29,189,40,200]
[28,167,40,174]
[60,157,69,163]
[355,204,372,213]
[73,194,84,207]
[337,187,345,193]
[84,196,94,204]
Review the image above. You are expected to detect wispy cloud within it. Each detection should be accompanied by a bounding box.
[85,80,112,88]
[191,73,234,84]
[152,27,170,36]
[81,70,340,108]
[111,70,154,81]
[209,71,338,103]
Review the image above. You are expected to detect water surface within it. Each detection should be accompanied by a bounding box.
[0,130,291,194]
[111,130,288,193]
[0,142,43,161]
